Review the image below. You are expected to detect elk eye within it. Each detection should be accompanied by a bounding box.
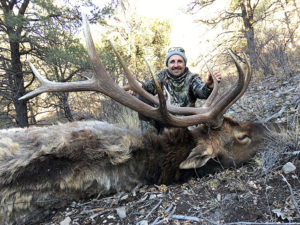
[236,134,251,144]
[238,134,249,141]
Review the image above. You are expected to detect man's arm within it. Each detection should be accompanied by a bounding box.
[191,71,222,99]
[206,71,222,89]
[191,76,213,99]
[126,76,158,96]
[140,70,166,95]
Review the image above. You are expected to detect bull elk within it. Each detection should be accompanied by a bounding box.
[0,15,270,224]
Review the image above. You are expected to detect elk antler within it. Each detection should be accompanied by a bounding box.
[19,14,251,128]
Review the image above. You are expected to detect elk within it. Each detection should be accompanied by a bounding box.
[0,15,270,224]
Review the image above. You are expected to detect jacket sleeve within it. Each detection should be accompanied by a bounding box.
[142,71,165,95]
[190,76,213,99]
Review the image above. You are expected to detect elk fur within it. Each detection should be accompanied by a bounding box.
[0,117,268,224]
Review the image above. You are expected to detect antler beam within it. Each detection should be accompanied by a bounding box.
[20,14,252,128]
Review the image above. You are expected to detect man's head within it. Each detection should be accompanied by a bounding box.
[165,47,187,77]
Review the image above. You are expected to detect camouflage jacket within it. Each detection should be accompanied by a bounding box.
[143,67,212,107]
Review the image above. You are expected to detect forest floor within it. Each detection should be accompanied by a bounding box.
[41,72,300,225]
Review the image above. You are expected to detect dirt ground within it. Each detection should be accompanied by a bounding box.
[42,150,300,225]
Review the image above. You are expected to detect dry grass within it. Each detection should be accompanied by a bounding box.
[259,120,299,175]
[97,99,140,130]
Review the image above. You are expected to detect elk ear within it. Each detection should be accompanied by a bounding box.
[179,146,214,169]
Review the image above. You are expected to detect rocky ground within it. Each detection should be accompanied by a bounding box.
[40,73,300,225]
[229,73,300,123]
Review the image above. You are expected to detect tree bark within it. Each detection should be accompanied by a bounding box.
[240,1,258,70]
[8,33,28,127]
[2,0,30,127]
[58,93,74,122]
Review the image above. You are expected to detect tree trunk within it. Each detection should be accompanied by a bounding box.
[240,2,258,70]
[2,0,30,127]
[58,93,74,122]
[28,103,37,125]
[9,38,28,127]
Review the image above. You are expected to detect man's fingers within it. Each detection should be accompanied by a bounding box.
[213,71,222,82]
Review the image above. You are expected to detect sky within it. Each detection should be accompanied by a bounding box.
[135,0,200,60]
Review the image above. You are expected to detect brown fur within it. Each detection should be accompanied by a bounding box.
[0,118,268,224]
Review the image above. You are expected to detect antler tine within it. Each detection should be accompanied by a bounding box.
[152,74,174,123]
[194,50,250,128]
[210,50,251,114]
[109,41,161,106]
[111,42,174,122]
[202,60,220,108]
[19,62,98,101]
[110,40,173,122]
[231,52,251,100]
[220,51,251,113]
[19,62,51,100]
[143,56,155,76]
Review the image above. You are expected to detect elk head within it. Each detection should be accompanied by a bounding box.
[179,118,268,170]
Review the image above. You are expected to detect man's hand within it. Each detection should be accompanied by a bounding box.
[206,71,222,89]
[124,81,143,96]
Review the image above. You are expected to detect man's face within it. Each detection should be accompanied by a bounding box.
[167,55,186,77]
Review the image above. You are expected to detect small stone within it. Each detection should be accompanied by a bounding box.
[282,162,296,174]
[137,220,148,225]
[217,193,221,201]
[60,217,71,225]
[107,215,116,219]
[116,207,126,219]
[274,93,281,98]
[120,194,128,200]
[149,194,157,199]
[269,85,277,90]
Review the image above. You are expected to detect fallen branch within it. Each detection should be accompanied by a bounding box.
[264,105,287,122]
[146,199,162,219]
[280,173,300,216]
[169,214,201,223]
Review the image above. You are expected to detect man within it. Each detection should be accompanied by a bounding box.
[130,47,222,133]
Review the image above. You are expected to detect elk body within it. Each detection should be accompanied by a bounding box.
[0,15,270,224]
[0,118,267,224]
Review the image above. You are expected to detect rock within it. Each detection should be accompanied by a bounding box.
[60,217,71,225]
[120,194,129,200]
[274,93,281,98]
[116,207,127,219]
[282,162,296,174]
[268,85,278,90]
[149,194,157,199]
[282,81,289,85]
[107,215,116,219]
[137,220,148,225]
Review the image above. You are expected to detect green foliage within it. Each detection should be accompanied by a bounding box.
[228,0,240,9]
[253,0,273,20]
[0,0,116,126]
[100,11,171,81]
